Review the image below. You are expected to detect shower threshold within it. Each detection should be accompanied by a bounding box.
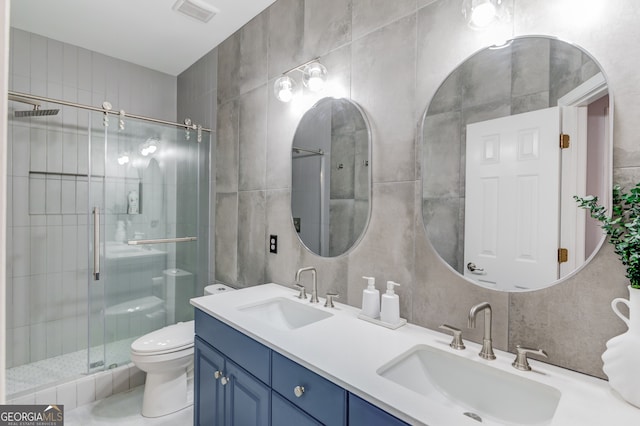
[6,338,135,397]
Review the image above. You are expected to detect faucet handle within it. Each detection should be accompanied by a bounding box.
[324,293,339,308]
[294,283,307,300]
[439,324,466,350]
[512,345,548,371]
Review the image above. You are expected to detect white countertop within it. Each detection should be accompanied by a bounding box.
[191,283,640,426]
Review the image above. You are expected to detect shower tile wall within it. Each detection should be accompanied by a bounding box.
[176,0,640,378]
[6,28,177,369]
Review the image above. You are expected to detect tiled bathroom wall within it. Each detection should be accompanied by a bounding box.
[6,28,177,370]
[196,0,640,379]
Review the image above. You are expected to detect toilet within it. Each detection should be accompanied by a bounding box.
[130,284,234,417]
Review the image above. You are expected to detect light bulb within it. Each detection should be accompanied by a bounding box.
[274,76,297,102]
[147,143,157,154]
[302,62,327,93]
[471,2,496,27]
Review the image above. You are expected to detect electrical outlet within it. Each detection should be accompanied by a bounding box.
[269,234,278,254]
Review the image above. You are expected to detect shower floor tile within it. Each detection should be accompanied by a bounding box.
[7,338,135,397]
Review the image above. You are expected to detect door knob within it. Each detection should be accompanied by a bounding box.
[294,385,305,397]
[467,262,486,275]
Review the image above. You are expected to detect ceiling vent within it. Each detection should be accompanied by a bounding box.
[173,0,219,23]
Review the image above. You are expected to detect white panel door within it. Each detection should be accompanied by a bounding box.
[464,107,561,291]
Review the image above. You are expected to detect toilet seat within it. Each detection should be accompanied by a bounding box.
[131,321,194,356]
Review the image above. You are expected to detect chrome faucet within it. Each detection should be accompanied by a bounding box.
[468,302,496,360]
[295,266,318,303]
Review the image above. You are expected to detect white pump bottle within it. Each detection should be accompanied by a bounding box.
[380,281,400,324]
[361,276,380,318]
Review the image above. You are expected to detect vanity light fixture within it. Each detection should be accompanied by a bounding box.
[462,0,507,29]
[274,58,328,102]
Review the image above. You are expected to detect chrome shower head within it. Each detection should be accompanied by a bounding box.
[9,94,59,118]
[14,105,59,117]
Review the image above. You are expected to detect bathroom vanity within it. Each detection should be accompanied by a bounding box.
[191,284,640,425]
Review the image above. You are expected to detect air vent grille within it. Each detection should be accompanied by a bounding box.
[173,0,218,23]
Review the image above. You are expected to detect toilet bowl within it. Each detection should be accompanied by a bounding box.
[130,284,233,417]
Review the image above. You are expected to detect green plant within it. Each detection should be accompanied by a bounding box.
[574,184,640,289]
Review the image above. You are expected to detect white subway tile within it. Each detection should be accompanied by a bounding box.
[76,376,96,407]
[30,127,47,172]
[35,387,56,405]
[129,364,146,388]
[12,125,29,177]
[56,381,77,411]
[95,371,113,400]
[12,227,31,277]
[112,365,130,394]
[29,176,46,215]
[11,393,36,405]
[46,130,63,174]
[29,323,47,362]
[12,276,30,327]
[12,177,29,227]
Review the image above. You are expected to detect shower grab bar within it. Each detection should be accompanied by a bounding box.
[127,237,197,245]
[93,207,100,280]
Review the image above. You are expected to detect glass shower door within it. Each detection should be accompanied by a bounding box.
[88,113,202,371]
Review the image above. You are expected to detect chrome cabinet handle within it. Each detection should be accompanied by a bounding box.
[214,370,223,380]
[467,262,486,275]
[294,386,305,398]
[220,376,229,386]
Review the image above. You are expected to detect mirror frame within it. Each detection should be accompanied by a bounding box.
[419,35,613,292]
[290,97,373,258]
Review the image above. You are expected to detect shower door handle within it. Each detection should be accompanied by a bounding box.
[93,207,100,280]
[127,237,197,245]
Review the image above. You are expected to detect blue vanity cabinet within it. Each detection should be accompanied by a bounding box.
[272,351,347,425]
[194,336,225,426]
[194,337,270,426]
[194,308,409,425]
[348,393,410,426]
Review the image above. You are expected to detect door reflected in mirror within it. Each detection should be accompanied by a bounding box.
[291,98,371,257]
[421,36,612,292]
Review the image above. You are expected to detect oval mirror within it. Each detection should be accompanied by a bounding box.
[291,97,371,257]
[421,36,612,292]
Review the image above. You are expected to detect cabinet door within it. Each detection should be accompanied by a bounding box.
[194,337,225,426]
[225,359,271,426]
[272,392,322,426]
[348,393,409,426]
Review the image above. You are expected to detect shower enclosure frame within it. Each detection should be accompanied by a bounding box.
[5,90,210,397]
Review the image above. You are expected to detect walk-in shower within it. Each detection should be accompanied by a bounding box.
[5,91,210,398]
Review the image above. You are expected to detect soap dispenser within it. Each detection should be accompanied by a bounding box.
[380,281,400,324]
[361,276,380,319]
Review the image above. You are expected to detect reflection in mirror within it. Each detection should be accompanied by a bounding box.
[421,36,612,292]
[291,98,371,257]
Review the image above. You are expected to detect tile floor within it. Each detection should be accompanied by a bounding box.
[64,386,193,425]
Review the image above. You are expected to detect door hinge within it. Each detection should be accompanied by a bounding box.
[558,248,569,263]
[560,134,570,149]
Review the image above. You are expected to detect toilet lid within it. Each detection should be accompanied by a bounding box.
[131,321,194,355]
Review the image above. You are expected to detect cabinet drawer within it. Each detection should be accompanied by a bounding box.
[195,309,271,385]
[272,352,346,426]
[272,392,322,426]
[348,393,409,426]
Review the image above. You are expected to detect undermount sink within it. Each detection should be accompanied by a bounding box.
[237,297,333,331]
[377,344,561,425]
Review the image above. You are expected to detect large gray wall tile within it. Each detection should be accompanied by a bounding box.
[237,191,267,286]
[268,0,305,78]
[216,100,239,192]
[304,0,352,58]
[239,12,269,95]
[215,192,238,285]
[238,85,268,190]
[352,0,417,40]
[351,15,416,183]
